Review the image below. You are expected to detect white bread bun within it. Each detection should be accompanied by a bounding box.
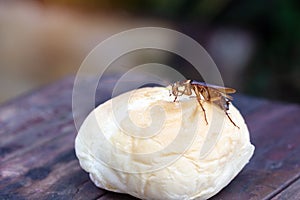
[75,87,254,200]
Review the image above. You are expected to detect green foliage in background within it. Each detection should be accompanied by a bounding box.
[45,0,300,102]
[217,0,300,102]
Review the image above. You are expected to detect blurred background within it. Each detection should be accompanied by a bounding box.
[0,0,299,104]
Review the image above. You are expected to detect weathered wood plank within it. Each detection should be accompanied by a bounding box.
[211,103,300,200]
[0,76,299,200]
[97,192,139,200]
[0,77,105,199]
[0,77,74,163]
[18,160,106,200]
[272,178,300,200]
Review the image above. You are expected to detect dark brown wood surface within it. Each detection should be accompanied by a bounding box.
[0,76,299,200]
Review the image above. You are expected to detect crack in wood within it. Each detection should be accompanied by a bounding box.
[263,174,300,200]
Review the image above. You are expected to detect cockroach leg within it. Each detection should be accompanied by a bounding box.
[225,112,240,129]
[193,85,208,125]
[197,99,208,125]
[173,95,178,102]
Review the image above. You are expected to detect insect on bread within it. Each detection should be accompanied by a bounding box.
[170,80,239,128]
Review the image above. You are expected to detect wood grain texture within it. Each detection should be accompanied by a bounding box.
[272,178,300,200]
[0,76,299,200]
[211,102,300,200]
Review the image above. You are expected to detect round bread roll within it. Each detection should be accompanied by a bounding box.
[75,87,255,200]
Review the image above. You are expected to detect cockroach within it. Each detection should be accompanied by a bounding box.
[170,80,239,128]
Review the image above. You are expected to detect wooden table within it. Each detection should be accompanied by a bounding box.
[0,76,299,200]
